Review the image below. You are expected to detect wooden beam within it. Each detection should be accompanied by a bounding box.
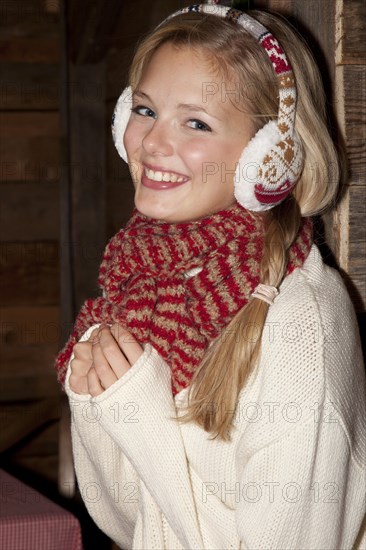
[68,0,125,64]
[68,62,106,310]
[335,65,366,186]
[335,0,366,65]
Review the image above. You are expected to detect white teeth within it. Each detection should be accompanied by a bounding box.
[145,168,185,183]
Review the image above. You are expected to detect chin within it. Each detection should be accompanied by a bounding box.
[134,198,170,221]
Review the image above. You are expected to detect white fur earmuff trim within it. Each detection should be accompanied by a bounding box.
[111,85,132,163]
[234,120,280,212]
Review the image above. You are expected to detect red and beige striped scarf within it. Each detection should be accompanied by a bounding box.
[55,203,313,394]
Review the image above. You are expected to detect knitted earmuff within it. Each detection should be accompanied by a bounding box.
[111,4,303,212]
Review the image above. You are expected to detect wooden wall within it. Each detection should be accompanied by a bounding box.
[0,0,61,483]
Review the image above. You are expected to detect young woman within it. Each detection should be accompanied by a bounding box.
[56,4,366,549]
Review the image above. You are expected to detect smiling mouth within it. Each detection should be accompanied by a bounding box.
[141,167,189,190]
[143,167,189,183]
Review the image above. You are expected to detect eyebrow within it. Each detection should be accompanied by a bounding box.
[133,90,222,120]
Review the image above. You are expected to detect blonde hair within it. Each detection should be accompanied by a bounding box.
[127,10,340,440]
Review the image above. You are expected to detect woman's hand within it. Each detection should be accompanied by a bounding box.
[69,327,99,395]
[86,324,143,397]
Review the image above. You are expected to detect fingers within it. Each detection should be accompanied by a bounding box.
[110,324,144,365]
[92,325,131,383]
[72,324,144,396]
[69,361,90,394]
[90,333,119,390]
[69,333,96,394]
[87,367,105,397]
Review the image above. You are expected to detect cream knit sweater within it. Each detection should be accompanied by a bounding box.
[65,244,366,550]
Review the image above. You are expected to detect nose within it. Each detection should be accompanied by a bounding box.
[141,118,174,157]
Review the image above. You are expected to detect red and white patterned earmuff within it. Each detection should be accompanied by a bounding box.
[111,4,303,212]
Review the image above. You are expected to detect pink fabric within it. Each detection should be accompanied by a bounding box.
[0,469,83,550]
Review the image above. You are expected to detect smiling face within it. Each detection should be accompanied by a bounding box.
[124,42,254,223]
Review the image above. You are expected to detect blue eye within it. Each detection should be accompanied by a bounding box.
[131,105,156,118]
[187,119,211,132]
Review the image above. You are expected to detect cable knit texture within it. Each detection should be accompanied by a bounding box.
[66,244,366,550]
[55,203,312,394]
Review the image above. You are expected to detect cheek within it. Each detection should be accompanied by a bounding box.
[180,138,219,172]
[123,120,142,156]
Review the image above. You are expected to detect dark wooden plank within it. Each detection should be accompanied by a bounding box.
[0,400,60,454]
[13,421,60,457]
[0,38,59,63]
[58,0,74,349]
[342,271,366,314]
[0,0,59,39]
[0,305,60,400]
[0,137,59,181]
[0,182,59,240]
[336,65,366,186]
[0,242,59,306]
[0,305,60,347]
[0,112,59,137]
[0,64,59,110]
[292,0,335,89]
[348,184,366,312]
[106,49,134,100]
[348,185,366,245]
[334,184,366,312]
[11,456,59,485]
[336,0,366,65]
[68,62,106,311]
[253,0,292,13]
[0,374,59,401]
[106,177,135,238]
[68,0,124,63]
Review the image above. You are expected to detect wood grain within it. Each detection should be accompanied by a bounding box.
[0,305,60,398]
[68,0,124,63]
[0,38,59,63]
[0,305,60,347]
[0,401,59,453]
[0,241,59,306]
[335,65,366,186]
[0,0,59,39]
[68,62,106,311]
[253,0,292,14]
[0,64,59,110]
[0,137,59,181]
[0,112,60,137]
[0,182,59,240]
[334,184,366,311]
[335,0,366,65]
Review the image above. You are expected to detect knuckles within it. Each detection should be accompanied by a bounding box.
[73,341,92,359]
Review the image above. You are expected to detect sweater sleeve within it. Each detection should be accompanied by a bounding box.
[89,343,205,550]
[64,325,141,549]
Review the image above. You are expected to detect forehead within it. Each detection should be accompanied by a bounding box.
[138,42,240,112]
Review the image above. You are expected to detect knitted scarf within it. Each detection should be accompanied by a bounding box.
[55,203,313,394]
